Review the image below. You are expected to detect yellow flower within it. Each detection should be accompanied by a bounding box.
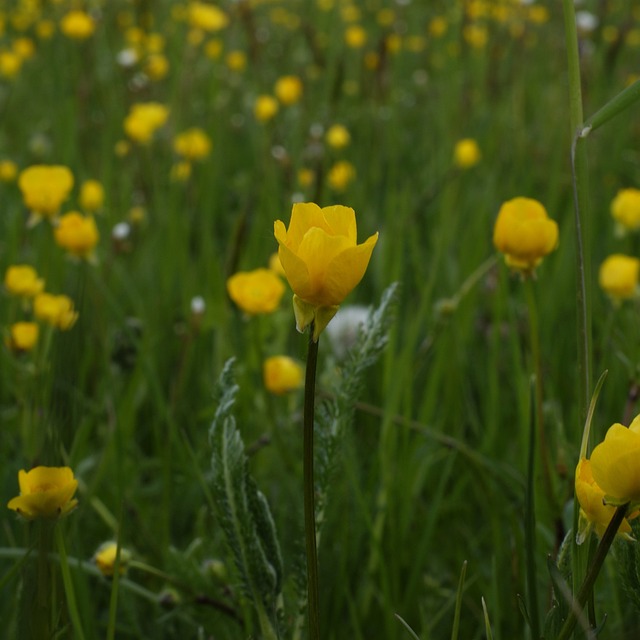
[325,124,351,150]
[575,458,633,541]
[124,102,169,144]
[453,138,481,169]
[4,264,44,297]
[227,268,286,315]
[188,2,229,32]
[493,197,558,273]
[173,127,212,161]
[263,356,304,395]
[7,322,39,352]
[60,10,95,40]
[429,16,448,37]
[0,50,22,79]
[34,293,78,330]
[0,159,18,182]
[611,188,640,233]
[327,160,356,192]
[598,254,640,303]
[274,75,303,106]
[79,179,105,213]
[344,25,367,49]
[274,202,378,340]
[94,542,132,577]
[268,252,286,277]
[7,466,78,520]
[54,212,99,261]
[18,164,74,222]
[225,50,246,72]
[254,95,279,122]
[170,161,192,182]
[145,53,170,81]
[591,415,640,508]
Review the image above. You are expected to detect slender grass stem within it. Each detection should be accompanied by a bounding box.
[55,524,86,640]
[303,325,321,640]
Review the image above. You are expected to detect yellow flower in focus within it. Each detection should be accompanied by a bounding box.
[227,268,286,315]
[453,138,481,169]
[344,25,367,48]
[493,197,558,273]
[94,541,132,577]
[274,202,378,340]
[263,356,304,395]
[254,95,279,122]
[327,160,356,192]
[611,188,640,233]
[4,265,44,297]
[18,164,74,221]
[60,10,95,40]
[173,128,212,161]
[188,2,229,32]
[79,179,105,213]
[591,415,640,508]
[575,458,633,542]
[599,254,640,303]
[124,102,169,144]
[325,124,351,150]
[34,293,78,330]
[54,212,99,261]
[7,322,39,352]
[7,466,78,520]
[274,75,303,106]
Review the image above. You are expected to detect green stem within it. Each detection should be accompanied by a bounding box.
[303,325,320,640]
[556,504,628,640]
[55,524,86,640]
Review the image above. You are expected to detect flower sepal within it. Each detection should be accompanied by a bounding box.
[293,295,339,342]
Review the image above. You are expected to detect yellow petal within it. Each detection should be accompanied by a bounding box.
[321,205,357,243]
[287,202,330,250]
[278,243,313,300]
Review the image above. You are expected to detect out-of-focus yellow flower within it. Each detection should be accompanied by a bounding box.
[170,161,192,182]
[145,53,169,80]
[528,5,549,24]
[13,37,35,60]
[129,205,147,225]
[463,24,488,49]
[7,322,39,352]
[453,138,481,169]
[0,50,22,78]
[376,9,395,27]
[429,16,447,36]
[173,128,211,161]
[114,140,130,157]
[274,202,378,340]
[18,165,74,222]
[344,25,367,48]
[298,168,315,189]
[188,2,229,32]
[79,179,105,213]
[598,254,640,303]
[60,10,95,40]
[268,252,286,277]
[145,33,165,54]
[36,20,56,40]
[225,50,246,72]
[263,355,304,395]
[274,75,303,106]
[386,34,402,54]
[591,415,640,509]
[124,102,169,144]
[7,466,78,520]
[364,51,380,70]
[94,542,132,577]
[493,197,558,273]
[327,160,356,192]
[54,212,99,261]
[0,159,18,182]
[254,95,279,122]
[204,38,223,59]
[325,124,350,150]
[227,268,286,315]
[611,188,640,233]
[34,293,78,330]
[4,265,44,297]
[575,458,633,541]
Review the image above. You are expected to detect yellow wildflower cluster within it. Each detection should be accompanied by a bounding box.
[124,102,169,144]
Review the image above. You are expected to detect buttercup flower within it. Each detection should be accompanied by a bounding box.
[7,466,78,520]
[54,212,99,261]
[124,102,169,144]
[6,322,39,352]
[188,2,229,32]
[0,159,18,182]
[453,138,481,169]
[60,10,95,40]
[611,188,640,233]
[344,25,367,48]
[34,293,78,330]
[493,197,558,273]
[254,95,279,122]
[173,128,212,161]
[591,415,640,509]
[327,160,356,192]
[598,254,640,303]
[227,268,285,315]
[274,75,303,106]
[325,124,351,150]
[263,356,304,395]
[18,165,74,222]
[79,179,105,213]
[94,541,132,577]
[575,458,633,542]
[4,265,44,297]
[274,202,378,340]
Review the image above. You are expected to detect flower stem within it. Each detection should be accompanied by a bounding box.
[303,324,320,640]
[556,503,628,640]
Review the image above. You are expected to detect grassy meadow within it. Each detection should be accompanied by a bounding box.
[3,0,640,638]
